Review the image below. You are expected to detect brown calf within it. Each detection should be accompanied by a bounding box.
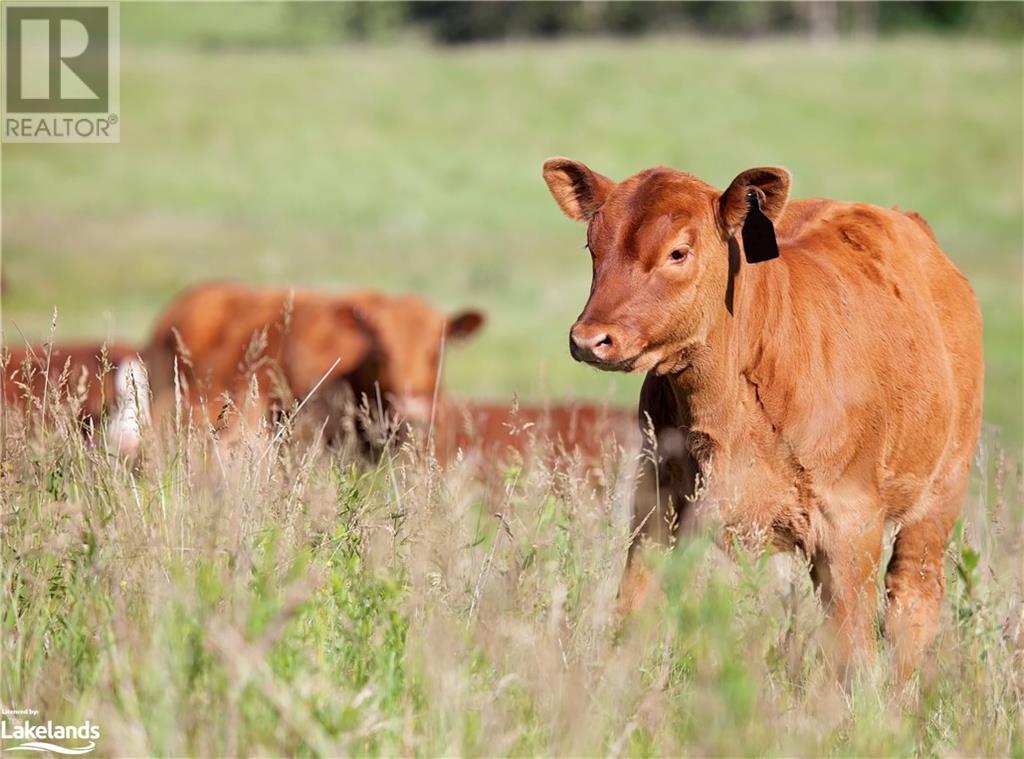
[2,342,137,431]
[543,158,983,679]
[144,282,483,445]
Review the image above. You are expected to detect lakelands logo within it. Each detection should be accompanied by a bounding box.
[1,708,99,755]
[2,1,120,142]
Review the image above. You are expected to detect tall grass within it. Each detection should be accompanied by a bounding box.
[1,362,1022,756]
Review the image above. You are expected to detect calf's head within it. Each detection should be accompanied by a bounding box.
[543,158,789,374]
[347,296,484,423]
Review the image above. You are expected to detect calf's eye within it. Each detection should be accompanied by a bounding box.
[668,248,689,263]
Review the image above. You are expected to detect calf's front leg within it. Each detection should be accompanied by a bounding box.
[617,376,699,614]
[618,447,683,612]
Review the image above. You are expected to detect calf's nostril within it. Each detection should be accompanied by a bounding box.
[570,325,616,358]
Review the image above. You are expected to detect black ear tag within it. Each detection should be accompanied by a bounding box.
[741,190,779,264]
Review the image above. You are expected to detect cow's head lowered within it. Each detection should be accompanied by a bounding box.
[346,295,485,423]
[281,292,483,450]
[543,158,789,375]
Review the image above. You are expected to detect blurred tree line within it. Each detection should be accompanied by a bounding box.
[284,1,1023,44]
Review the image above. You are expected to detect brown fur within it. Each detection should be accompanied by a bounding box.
[436,400,638,465]
[543,158,984,680]
[2,342,137,429]
[144,281,483,443]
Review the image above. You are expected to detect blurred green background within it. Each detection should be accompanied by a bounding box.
[2,2,1021,443]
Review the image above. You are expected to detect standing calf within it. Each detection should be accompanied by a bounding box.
[543,158,983,678]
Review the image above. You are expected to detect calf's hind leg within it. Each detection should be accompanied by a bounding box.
[883,508,957,681]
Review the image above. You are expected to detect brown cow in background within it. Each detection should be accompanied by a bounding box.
[2,342,137,432]
[144,282,484,446]
[438,400,638,468]
[543,158,983,680]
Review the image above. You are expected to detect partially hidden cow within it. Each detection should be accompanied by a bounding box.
[2,342,139,430]
[438,400,639,468]
[144,282,484,446]
[543,158,983,679]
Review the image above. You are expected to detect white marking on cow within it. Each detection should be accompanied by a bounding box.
[108,358,150,456]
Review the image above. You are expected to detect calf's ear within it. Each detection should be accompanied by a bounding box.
[446,310,485,342]
[718,167,791,264]
[542,158,614,222]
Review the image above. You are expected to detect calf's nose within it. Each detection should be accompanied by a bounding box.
[570,322,616,363]
[391,394,433,423]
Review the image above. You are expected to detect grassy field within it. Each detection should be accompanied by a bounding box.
[2,12,1024,756]
[1,390,1021,756]
[1,23,1021,443]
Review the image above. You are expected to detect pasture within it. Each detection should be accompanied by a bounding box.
[2,27,1021,443]
[2,13,1023,758]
